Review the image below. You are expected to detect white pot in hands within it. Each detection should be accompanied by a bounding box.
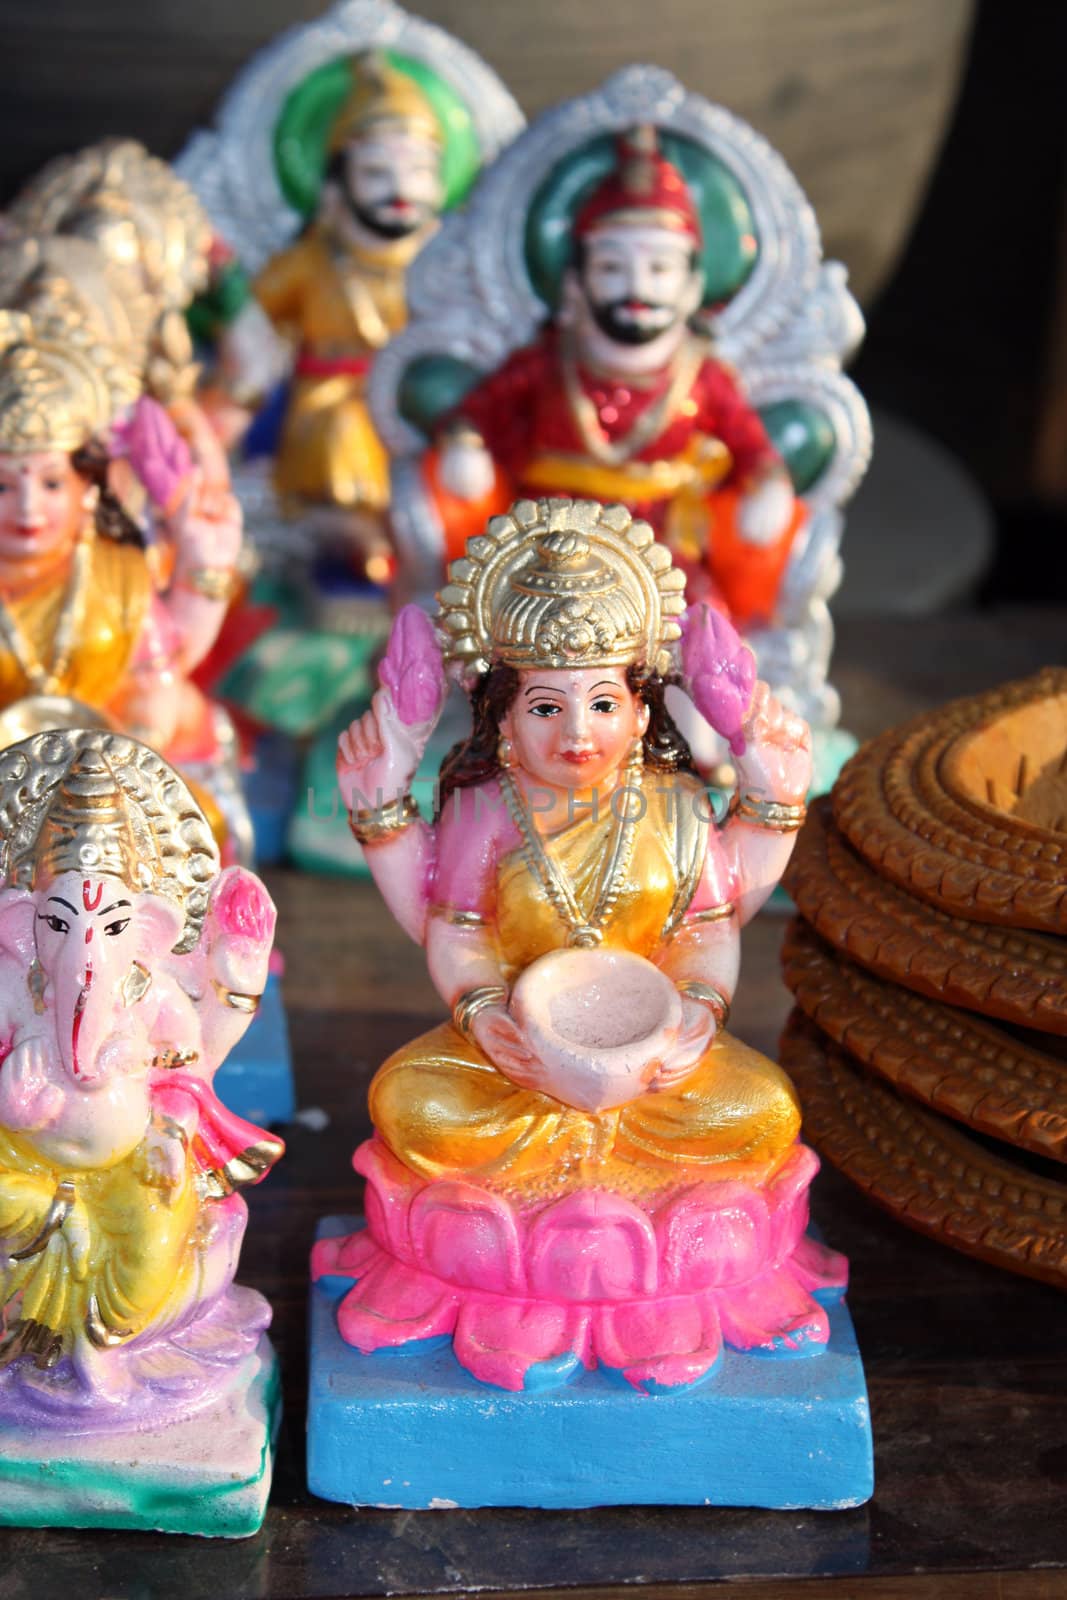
[510,948,682,1113]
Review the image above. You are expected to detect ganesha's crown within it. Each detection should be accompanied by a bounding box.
[437,498,686,678]
[0,729,218,953]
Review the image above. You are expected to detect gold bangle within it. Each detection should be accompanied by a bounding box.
[676,979,731,1030]
[349,792,420,845]
[178,565,240,603]
[668,903,736,940]
[453,984,508,1040]
[429,904,489,927]
[736,792,807,833]
[212,980,262,1014]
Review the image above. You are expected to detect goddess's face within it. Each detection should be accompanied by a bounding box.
[341,127,443,239]
[500,666,650,794]
[579,223,702,346]
[0,450,87,566]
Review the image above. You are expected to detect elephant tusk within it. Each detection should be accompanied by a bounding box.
[84,1293,133,1349]
[9,1179,76,1261]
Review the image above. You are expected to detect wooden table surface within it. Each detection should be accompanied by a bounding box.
[8,609,1067,1600]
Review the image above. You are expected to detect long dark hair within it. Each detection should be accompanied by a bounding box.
[436,661,697,813]
[71,439,145,547]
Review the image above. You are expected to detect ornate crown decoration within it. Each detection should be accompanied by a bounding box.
[328,51,443,152]
[0,729,218,953]
[0,309,139,455]
[9,139,213,312]
[437,498,686,678]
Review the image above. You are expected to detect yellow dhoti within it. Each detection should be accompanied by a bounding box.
[371,777,801,1198]
[274,374,389,511]
[0,1126,198,1367]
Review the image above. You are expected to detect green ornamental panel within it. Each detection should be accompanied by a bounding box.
[398,354,484,435]
[760,399,837,494]
[524,131,759,312]
[273,49,483,221]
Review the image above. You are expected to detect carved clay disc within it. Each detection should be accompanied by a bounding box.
[780,1009,1067,1291]
[782,917,1067,1163]
[833,667,1067,933]
[784,799,1067,1035]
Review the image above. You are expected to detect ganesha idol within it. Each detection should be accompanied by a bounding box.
[0,309,253,859]
[0,727,281,1535]
[310,499,872,1511]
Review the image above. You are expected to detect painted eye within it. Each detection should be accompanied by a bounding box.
[528,702,562,718]
[39,913,69,934]
[43,479,64,492]
[103,918,130,937]
[591,698,619,714]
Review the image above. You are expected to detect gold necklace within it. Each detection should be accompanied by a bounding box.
[0,525,94,694]
[561,326,706,469]
[500,746,644,948]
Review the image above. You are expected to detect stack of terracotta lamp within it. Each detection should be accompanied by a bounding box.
[780,668,1067,1289]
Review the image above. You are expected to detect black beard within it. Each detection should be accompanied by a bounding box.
[345,193,427,241]
[587,297,679,347]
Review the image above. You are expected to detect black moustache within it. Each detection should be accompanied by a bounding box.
[345,194,427,240]
[588,297,677,346]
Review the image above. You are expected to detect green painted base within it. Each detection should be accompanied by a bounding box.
[0,1338,279,1538]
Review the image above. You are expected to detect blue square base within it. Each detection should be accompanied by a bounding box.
[307,1217,873,1511]
[213,974,295,1125]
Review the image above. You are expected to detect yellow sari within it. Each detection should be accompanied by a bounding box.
[371,776,800,1201]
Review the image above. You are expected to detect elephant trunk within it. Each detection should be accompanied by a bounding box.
[54,948,111,1085]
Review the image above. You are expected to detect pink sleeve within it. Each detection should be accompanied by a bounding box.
[431,783,513,916]
[687,818,739,911]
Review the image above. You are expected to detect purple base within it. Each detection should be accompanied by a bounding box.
[0,1286,271,1436]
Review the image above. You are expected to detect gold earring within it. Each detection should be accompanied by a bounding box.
[497,736,515,770]
[82,486,100,513]
[121,961,152,1008]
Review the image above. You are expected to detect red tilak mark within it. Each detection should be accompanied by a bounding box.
[84,925,93,945]
[71,964,92,1080]
[82,880,103,913]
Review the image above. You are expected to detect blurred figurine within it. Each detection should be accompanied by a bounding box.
[178,0,524,577]
[372,66,871,758]
[242,52,445,576]
[0,727,281,1535]
[437,128,801,627]
[0,310,249,856]
[308,499,872,1511]
[3,138,231,491]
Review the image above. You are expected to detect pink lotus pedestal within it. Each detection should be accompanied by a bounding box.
[307,1139,873,1509]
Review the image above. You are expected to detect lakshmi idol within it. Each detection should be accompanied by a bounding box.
[311,499,872,1512]
[0,310,247,851]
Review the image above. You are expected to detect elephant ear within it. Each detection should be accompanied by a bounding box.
[0,887,38,965]
[136,893,185,958]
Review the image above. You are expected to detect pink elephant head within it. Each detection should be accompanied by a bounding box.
[4,871,183,1085]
